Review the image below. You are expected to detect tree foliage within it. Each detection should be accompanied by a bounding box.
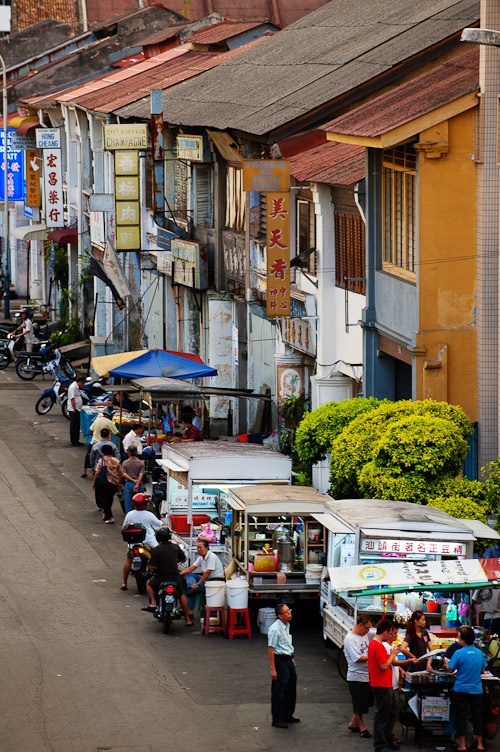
[329,399,473,499]
[295,397,382,466]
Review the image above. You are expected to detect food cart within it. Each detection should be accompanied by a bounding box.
[328,555,500,746]
[320,499,500,648]
[225,484,330,601]
[156,442,292,561]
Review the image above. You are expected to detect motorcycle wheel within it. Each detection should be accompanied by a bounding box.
[0,351,11,370]
[16,358,38,380]
[35,395,54,415]
[61,397,71,421]
[163,611,171,634]
[135,573,147,595]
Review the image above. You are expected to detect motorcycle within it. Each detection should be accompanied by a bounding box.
[121,523,151,595]
[35,373,71,415]
[0,330,47,370]
[154,580,183,634]
[15,344,76,381]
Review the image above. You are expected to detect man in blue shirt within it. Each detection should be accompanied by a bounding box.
[445,625,487,752]
[267,604,300,729]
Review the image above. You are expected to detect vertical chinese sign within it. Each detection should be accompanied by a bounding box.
[36,128,63,227]
[25,149,41,207]
[104,124,148,251]
[242,160,291,317]
[266,192,290,316]
[0,129,24,201]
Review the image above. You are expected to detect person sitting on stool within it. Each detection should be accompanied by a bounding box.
[180,540,224,617]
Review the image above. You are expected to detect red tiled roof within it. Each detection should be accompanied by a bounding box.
[187,20,271,44]
[321,48,479,139]
[289,141,365,186]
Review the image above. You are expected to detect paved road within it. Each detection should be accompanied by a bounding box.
[0,369,491,752]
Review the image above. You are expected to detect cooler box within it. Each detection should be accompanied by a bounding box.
[257,607,278,634]
[169,513,211,534]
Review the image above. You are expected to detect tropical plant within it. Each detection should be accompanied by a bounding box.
[295,397,382,466]
[329,399,473,499]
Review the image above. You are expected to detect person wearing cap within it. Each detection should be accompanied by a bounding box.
[13,308,35,352]
[121,445,145,514]
[121,493,162,591]
[81,409,120,478]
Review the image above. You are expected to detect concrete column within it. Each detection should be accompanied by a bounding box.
[477,0,500,466]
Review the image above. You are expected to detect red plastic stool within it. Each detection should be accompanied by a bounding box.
[203,606,226,636]
[227,607,252,639]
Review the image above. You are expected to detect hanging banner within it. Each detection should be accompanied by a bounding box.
[266,192,290,317]
[25,149,41,207]
[43,149,63,227]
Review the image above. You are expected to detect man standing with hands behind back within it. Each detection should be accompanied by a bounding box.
[68,376,85,446]
[267,603,300,729]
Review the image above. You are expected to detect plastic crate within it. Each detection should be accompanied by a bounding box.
[169,513,211,534]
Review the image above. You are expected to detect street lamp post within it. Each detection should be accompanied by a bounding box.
[0,53,9,318]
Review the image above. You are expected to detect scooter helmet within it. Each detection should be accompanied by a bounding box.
[21,307,31,316]
[103,406,114,417]
[156,526,172,543]
[132,492,150,509]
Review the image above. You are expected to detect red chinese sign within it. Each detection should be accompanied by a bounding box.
[266,192,290,317]
[25,149,41,208]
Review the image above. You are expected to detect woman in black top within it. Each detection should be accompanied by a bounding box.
[401,610,431,671]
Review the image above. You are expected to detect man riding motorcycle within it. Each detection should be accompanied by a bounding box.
[145,526,193,625]
[121,493,162,591]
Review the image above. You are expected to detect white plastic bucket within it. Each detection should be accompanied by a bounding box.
[205,581,226,607]
[305,563,322,584]
[227,579,249,609]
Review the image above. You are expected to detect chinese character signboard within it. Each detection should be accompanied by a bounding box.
[360,539,467,557]
[242,160,290,192]
[25,149,41,207]
[43,149,63,227]
[0,129,24,201]
[113,150,140,251]
[266,192,290,316]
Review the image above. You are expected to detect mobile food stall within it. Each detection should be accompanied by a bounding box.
[157,442,292,561]
[225,484,331,601]
[320,498,500,648]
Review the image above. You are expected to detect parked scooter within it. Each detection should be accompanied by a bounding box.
[35,373,71,415]
[154,580,183,634]
[0,330,47,370]
[15,344,76,381]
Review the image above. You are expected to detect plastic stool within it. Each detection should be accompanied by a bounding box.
[227,607,252,639]
[203,606,226,636]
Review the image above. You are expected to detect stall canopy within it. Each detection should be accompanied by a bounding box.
[328,558,500,597]
[92,349,217,380]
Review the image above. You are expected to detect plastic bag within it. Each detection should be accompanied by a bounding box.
[197,523,217,543]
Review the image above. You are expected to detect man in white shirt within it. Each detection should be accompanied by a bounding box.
[473,587,500,635]
[122,423,144,456]
[343,614,373,737]
[181,540,224,614]
[68,376,85,446]
[14,308,35,351]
